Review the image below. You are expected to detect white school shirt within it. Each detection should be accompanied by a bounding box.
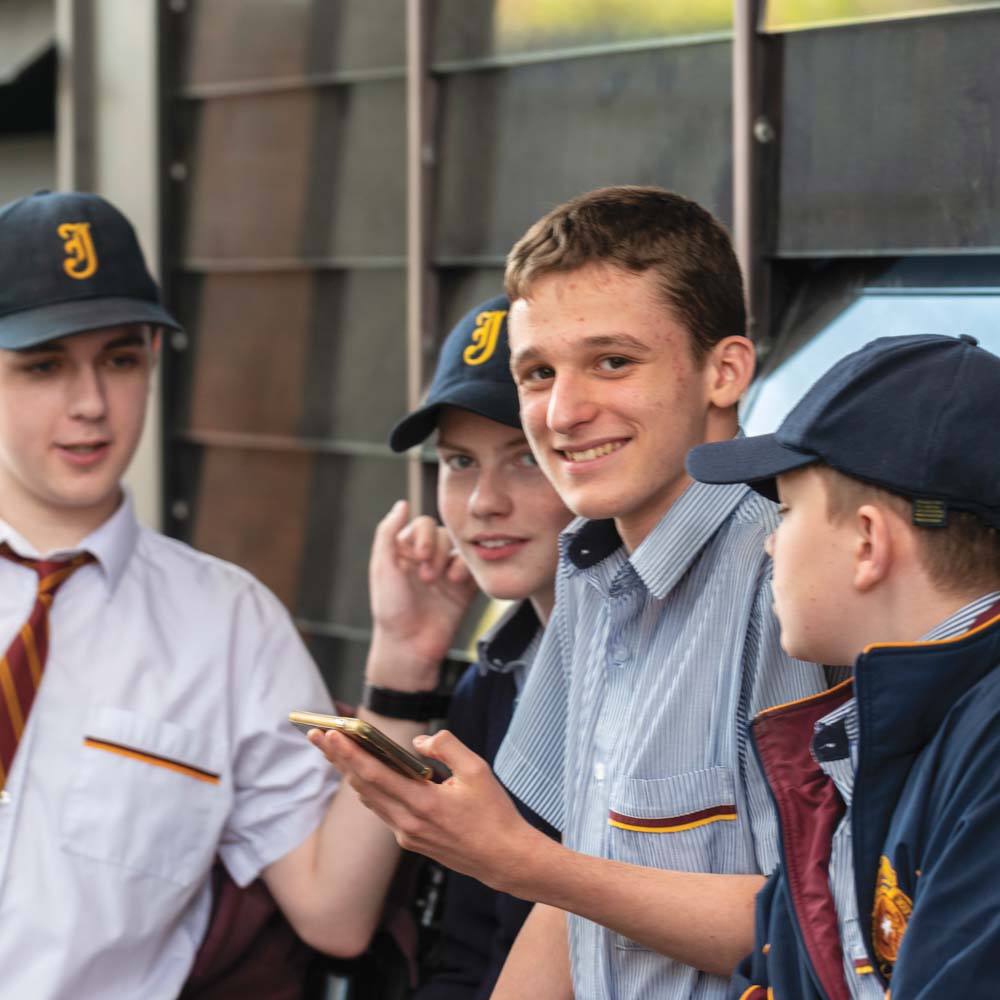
[0,494,339,1000]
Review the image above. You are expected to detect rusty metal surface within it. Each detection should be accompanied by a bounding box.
[775,9,1000,255]
[180,0,404,87]
[433,41,733,260]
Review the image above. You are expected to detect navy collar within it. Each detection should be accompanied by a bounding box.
[855,599,1000,758]
[477,599,542,675]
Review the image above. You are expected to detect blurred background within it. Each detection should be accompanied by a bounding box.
[2,0,998,699]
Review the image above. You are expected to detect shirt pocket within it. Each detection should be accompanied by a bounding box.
[61,705,227,887]
[607,766,738,950]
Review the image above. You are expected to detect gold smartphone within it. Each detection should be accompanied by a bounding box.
[289,710,434,781]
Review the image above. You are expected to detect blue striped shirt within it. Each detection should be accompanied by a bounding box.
[814,590,1000,999]
[495,480,830,999]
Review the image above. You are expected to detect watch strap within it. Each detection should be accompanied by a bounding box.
[362,683,451,721]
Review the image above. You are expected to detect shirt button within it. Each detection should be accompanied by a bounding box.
[0,790,11,806]
[612,645,629,665]
[593,761,606,782]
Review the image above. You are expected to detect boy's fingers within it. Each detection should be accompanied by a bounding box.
[371,501,410,564]
[317,729,428,802]
[397,516,443,564]
[419,528,455,580]
[413,729,487,778]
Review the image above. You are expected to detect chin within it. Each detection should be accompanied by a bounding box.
[559,489,622,523]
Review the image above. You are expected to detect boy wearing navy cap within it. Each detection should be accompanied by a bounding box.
[315,295,570,998]
[0,189,466,998]
[687,333,1000,999]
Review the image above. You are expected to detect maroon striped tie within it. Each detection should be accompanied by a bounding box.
[0,546,94,790]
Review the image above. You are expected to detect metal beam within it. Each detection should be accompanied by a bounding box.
[405,0,438,515]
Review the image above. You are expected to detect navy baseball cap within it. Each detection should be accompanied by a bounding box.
[687,333,1000,529]
[389,294,519,451]
[0,190,181,350]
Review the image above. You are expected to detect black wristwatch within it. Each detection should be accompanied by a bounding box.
[361,683,451,721]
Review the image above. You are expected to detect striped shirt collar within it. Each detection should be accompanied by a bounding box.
[562,479,751,600]
[920,591,1000,642]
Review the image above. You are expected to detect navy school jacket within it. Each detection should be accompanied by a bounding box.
[731,604,1000,1000]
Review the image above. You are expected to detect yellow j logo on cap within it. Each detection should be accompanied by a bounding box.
[57,222,98,280]
[462,309,507,366]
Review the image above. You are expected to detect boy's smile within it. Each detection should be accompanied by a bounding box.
[0,325,157,550]
[509,263,744,552]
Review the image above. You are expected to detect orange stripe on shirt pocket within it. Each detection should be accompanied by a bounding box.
[608,803,737,833]
[83,736,221,784]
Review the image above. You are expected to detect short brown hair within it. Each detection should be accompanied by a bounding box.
[817,466,1000,595]
[504,185,746,358]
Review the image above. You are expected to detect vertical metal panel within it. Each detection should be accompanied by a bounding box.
[55,0,94,191]
[774,10,1000,255]
[405,0,437,513]
[161,0,409,698]
[433,43,734,260]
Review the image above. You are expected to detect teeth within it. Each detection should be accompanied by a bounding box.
[565,441,623,462]
[478,539,517,548]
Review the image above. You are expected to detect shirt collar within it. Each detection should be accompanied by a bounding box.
[476,599,542,675]
[562,480,750,600]
[920,591,1000,642]
[815,590,1000,764]
[0,491,139,597]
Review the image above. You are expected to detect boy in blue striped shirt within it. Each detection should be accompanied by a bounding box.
[320,186,829,999]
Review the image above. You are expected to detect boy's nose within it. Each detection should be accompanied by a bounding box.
[68,367,107,420]
[469,469,513,519]
[546,374,597,435]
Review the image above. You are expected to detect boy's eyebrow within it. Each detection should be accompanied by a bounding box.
[511,332,651,366]
[436,433,526,452]
[15,331,147,356]
[14,342,69,356]
[100,332,148,351]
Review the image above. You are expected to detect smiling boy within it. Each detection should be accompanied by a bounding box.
[0,189,470,999]
[350,295,569,997]
[317,186,830,999]
[688,333,1000,1000]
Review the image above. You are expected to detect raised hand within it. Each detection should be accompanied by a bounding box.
[366,500,479,691]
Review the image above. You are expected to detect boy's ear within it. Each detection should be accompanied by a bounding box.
[853,504,893,592]
[704,336,755,409]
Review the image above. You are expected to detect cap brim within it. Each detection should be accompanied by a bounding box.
[685,434,817,502]
[388,382,521,452]
[0,296,181,350]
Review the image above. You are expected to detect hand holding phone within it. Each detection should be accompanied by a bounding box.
[289,710,435,780]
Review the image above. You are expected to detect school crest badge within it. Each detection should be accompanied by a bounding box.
[872,854,912,970]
